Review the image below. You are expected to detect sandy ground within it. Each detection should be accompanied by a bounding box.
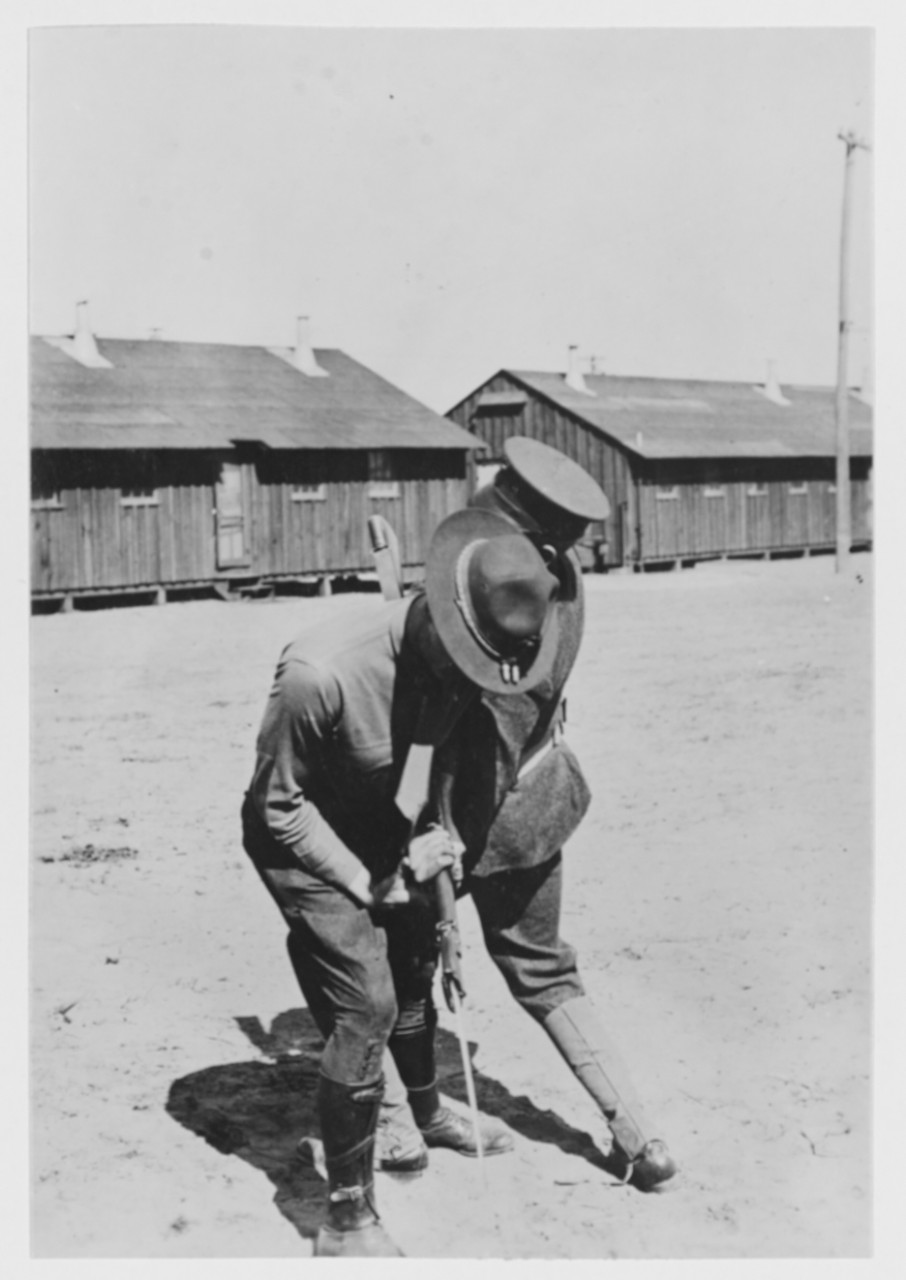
[30,553,872,1259]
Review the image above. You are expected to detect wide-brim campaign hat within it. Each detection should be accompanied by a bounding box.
[425,508,561,695]
[504,436,611,524]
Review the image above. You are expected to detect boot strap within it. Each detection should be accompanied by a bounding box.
[325,1133,374,1168]
[328,1185,367,1206]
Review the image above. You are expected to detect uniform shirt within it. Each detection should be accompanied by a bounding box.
[449,562,587,874]
[464,472,591,874]
[467,482,586,783]
[482,551,584,790]
[249,596,424,892]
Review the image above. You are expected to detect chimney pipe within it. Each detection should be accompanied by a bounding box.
[74,298,101,360]
[59,300,112,368]
[293,315,329,378]
[565,345,594,396]
[755,358,791,406]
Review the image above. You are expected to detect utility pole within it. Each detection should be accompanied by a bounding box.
[834,129,870,575]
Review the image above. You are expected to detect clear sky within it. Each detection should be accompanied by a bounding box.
[29,23,872,413]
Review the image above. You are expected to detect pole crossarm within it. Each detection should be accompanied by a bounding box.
[837,129,872,154]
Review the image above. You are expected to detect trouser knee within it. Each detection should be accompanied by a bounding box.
[470,856,585,1021]
[490,951,585,1023]
[286,928,399,1085]
[322,990,398,1085]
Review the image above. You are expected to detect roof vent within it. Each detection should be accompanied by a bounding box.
[564,345,595,396]
[754,359,790,406]
[292,315,329,378]
[44,301,113,369]
[72,301,112,367]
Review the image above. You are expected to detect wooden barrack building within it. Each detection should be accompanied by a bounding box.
[447,361,873,570]
[31,322,480,608]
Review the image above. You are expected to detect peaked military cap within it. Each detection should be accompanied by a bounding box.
[503,437,610,523]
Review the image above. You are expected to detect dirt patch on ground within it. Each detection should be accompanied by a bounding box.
[30,554,872,1258]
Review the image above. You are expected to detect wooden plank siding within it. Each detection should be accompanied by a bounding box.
[247,477,466,577]
[447,373,872,568]
[637,477,872,562]
[31,448,469,596]
[447,372,631,567]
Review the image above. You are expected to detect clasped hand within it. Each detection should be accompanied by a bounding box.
[366,826,464,909]
[405,825,464,885]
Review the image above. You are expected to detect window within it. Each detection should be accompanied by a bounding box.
[655,485,679,500]
[747,484,768,497]
[368,450,401,499]
[472,390,528,417]
[120,484,160,507]
[704,485,726,498]
[788,483,808,496]
[31,486,63,511]
[117,451,162,506]
[292,484,326,502]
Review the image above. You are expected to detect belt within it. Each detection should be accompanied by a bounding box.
[516,722,563,781]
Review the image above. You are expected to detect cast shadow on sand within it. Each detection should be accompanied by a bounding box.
[166,1008,615,1242]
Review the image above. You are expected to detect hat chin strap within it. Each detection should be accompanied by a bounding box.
[453,542,537,686]
[490,481,560,567]
[494,474,541,530]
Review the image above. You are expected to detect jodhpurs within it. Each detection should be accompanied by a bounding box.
[241,796,438,1088]
[468,851,585,1022]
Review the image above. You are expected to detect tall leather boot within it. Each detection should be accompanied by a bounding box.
[314,1073,404,1257]
[543,997,677,1191]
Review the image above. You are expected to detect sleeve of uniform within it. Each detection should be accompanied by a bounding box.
[249,655,366,892]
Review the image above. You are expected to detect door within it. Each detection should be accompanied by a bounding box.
[215,462,250,569]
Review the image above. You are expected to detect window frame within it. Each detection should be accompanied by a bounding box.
[291,483,327,503]
[367,480,402,500]
[31,490,65,512]
[120,485,161,508]
[367,449,401,499]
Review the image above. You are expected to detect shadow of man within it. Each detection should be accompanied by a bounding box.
[166,1007,612,1244]
[166,1010,327,1240]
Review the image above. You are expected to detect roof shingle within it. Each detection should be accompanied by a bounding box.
[503,370,873,460]
[31,337,480,452]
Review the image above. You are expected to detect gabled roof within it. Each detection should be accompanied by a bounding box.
[476,370,873,461]
[30,337,480,452]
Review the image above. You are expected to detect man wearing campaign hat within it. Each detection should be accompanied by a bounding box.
[377,437,678,1195]
[241,510,559,1257]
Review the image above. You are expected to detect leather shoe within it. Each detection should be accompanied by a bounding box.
[299,1128,430,1177]
[626,1139,677,1192]
[419,1106,514,1158]
[375,1117,429,1174]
